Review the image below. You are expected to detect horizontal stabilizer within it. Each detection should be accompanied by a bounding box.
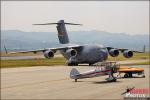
[33,23,59,25]
[4,45,8,54]
[33,23,82,26]
[64,23,82,25]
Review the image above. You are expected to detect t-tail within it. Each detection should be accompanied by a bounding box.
[57,20,69,44]
[33,20,82,44]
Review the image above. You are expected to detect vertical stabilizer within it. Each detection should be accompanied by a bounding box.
[70,68,80,79]
[56,20,69,44]
[33,20,82,44]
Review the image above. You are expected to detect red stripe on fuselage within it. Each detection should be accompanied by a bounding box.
[80,70,111,77]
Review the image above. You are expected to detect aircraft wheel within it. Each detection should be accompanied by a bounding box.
[129,73,133,78]
[142,75,145,78]
[89,63,93,66]
[75,79,77,82]
[124,73,129,78]
[113,78,117,82]
[68,63,78,66]
[68,63,73,66]
[74,63,78,66]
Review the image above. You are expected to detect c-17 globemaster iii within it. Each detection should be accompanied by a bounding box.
[6,20,143,66]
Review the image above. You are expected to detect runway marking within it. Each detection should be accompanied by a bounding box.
[1,78,69,89]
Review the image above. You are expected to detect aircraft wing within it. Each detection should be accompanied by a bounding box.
[106,47,144,53]
[7,45,83,54]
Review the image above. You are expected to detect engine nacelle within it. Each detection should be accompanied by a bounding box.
[44,50,54,59]
[66,49,77,57]
[109,49,119,57]
[123,50,133,58]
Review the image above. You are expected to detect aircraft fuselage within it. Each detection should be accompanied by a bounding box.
[60,44,108,65]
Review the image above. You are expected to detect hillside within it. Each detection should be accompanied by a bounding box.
[1,30,149,52]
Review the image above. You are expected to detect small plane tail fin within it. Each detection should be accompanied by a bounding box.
[70,68,80,79]
[33,20,82,44]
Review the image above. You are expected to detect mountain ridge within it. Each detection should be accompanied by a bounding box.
[1,30,149,52]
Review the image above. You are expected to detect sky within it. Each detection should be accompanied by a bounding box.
[1,1,149,35]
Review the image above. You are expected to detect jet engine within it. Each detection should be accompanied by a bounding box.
[109,49,119,57]
[66,49,77,57]
[44,50,54,59]
[123,50,133,58]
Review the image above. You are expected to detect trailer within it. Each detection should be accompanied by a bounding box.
[118,66,145,78]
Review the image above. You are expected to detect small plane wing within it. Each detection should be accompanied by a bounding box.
[5,45,144,54]
[106,47,144,53]
[6,45,83,54]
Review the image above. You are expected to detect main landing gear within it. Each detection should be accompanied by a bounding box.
[106,72,117,82]
[75,79,77,82]
[68,63,78,66]
[124,73,133,78]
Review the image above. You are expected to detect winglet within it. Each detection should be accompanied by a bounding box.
[143,45,146,53]
[4,45,8,54]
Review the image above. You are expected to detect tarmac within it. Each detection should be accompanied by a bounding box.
[1,65,149,99]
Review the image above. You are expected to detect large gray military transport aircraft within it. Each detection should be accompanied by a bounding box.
[7,20,143,66]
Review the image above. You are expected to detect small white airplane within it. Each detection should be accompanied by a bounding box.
[70,62,119,82]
